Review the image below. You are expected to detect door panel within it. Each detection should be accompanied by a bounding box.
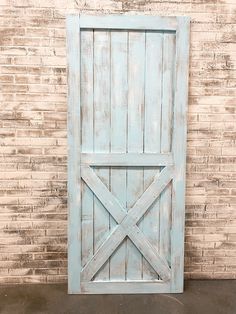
[67,15,190,294]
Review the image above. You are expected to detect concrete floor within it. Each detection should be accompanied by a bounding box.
[0,280,235,314]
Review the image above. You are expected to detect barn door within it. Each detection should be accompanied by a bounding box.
[66,15,190,294]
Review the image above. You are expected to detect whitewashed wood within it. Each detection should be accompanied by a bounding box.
[82,225,171,282]
[110,31,128,280]
[81,166,126,223]
[81,153,173,166]
[66,15,81,294]
[143,31,163,280]
[81,166,173,282]
[81,30,94,270]
[171,17,190,293]
[81,281,171,294]
[67,15,190,294]
[93,30,110,281]
[79,15,178,30]
[160,33,176,267]
[82,166,174,231]
[81,226,126,281]
[128,226,170,281]
[125,166,174,226]
[126,31,145,280]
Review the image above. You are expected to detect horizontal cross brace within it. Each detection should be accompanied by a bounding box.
[81,153,173,166]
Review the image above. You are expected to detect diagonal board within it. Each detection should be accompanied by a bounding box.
[81,165,174,226]
[81,166,174,282]
[128,226,170,278]
[81,224,171,282]
[95,166,159,206]
[81,165,126,224]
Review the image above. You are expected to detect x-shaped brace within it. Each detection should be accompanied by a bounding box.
[80,165,174,282]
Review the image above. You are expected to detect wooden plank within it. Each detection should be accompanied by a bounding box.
[66,15,81,294]
[79,15,178,31]
[80,29,94,270]
[171,17,190,293]
[126,31,145,280]
[81,166,126,224]
[143,31,163,280]
[160,33,176,268]
[128,226,171,281]
[144,32,163,156]
[93,30,111,281]
[81,281,171,294]
[110,30,128,281]
[81,226,126,281]
[81,153,173,166]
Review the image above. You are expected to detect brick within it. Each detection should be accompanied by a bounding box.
[0,0,235,284]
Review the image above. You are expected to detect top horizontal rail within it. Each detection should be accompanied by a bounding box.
[69,15,186,31]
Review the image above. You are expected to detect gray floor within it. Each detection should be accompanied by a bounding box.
[0,280,235,314]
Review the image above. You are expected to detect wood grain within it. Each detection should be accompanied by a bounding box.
[81,29,94,271]
[93,30,110,281]
[66,15,81,294]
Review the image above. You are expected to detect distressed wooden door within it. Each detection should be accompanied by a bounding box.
[66,15,190,294]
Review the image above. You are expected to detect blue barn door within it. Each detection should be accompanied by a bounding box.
[66,15,190,294]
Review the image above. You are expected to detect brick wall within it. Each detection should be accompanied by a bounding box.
[0,0,235,284]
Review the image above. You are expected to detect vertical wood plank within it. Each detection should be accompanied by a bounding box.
[160,33,176,269]
[81,30,94,269]
[171,17,190,292]
[143,31,163,280]
[126,31,145,280]
[110,31,128,280]
[93,30,111,281]
[66,15,81,294]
